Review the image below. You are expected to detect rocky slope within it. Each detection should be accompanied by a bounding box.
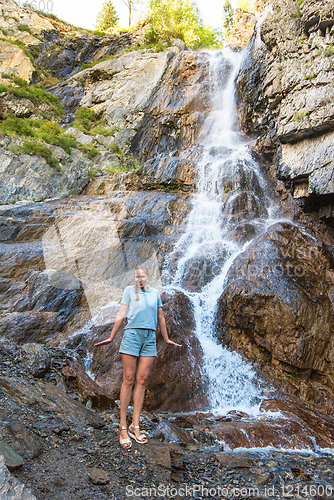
[2,337,334,500]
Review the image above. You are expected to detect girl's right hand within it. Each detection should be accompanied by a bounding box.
[94,338,112,347]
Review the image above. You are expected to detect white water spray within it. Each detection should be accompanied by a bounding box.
[165,49,280,415]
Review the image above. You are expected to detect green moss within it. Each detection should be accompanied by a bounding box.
[73,107,118,138]
[90,125,120,136]
[295,0,304,6]
[109,142,122,154]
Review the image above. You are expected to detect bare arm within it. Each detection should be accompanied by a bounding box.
[158,307,182,347]
[94,303,128,347]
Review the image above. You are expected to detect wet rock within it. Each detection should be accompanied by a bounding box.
[0,441,24,471]
[29,269,84,330]
[178,242,230,292]
[61,359,115,410]
[216,222,334,404]
[6,421,43,459]
[0,454,37,500]
[213,416,316,450]
[19,342,51,378]
[173,414,198,428]
[154,420,197,447]
[260,398,334,448]
[88,467,109,485]
[131,51,211,160]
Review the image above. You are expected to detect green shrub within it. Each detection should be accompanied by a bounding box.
[21,140,62,170]
[0,117,37,137]
[0,78,63,117]
[109,142,121,154]
[18,25,33,33]
[105,164,127,174]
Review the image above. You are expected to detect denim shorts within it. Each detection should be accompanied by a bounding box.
[119,328,157,357]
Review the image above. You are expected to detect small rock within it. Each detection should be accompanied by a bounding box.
[0,441,24,471]
[254,474,271,486]
[88,467,109,485]
[20,343,51,378]
[215,455,253,468]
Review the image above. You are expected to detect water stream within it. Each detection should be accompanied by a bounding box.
[163,48,281,415]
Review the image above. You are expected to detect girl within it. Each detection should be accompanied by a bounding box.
[94,265,181,449]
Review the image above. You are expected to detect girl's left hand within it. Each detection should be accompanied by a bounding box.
[166,339,182,347]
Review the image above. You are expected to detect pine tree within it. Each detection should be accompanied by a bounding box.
[96,1,119,31]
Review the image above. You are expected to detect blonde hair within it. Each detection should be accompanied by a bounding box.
[134,264,150,301]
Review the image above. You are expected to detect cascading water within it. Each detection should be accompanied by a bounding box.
[163,48,280,415]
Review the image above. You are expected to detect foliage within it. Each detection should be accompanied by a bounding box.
[96,0,119,31]
[73,107,118,136]
[0,78,63,117]
[237,0,253,11]
[105,164,127,174]
[0,117,76,153]
[20,141,61,170]
[146,0,222,48]
[18,24,33,34]
[223,0,234,39]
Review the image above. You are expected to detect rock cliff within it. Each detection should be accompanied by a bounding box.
[236,0,334,206]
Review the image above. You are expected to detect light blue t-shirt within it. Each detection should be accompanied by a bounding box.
[121,285,163,330]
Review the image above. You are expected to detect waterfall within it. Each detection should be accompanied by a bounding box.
[164,48,280,415]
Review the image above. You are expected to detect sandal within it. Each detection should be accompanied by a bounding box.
[119,426,132,449]
[128,424,148,444]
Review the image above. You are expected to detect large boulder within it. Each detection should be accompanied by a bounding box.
[90,290,207,412]
[216,222,334,405]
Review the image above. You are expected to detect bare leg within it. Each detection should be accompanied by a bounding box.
[132,356,155,439]
[120,354,137,442]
